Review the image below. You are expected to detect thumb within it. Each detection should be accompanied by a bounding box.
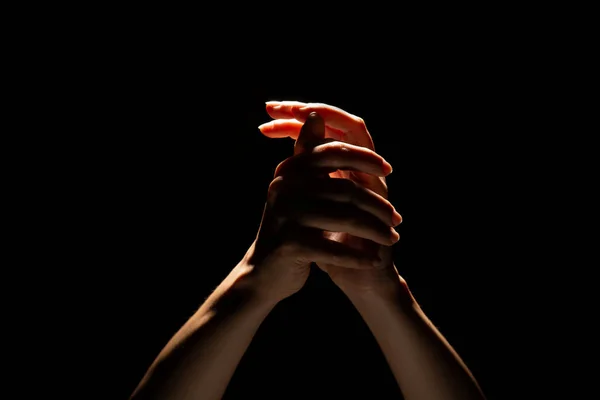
[294,112,325,155]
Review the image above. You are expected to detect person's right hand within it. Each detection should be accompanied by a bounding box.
[239,113,400,305]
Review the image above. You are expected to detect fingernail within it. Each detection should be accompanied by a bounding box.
[307,111,321,121]
[390,228,400,243]
[258,122,270,132]
[393,212,402,226]
[266,101,279,105]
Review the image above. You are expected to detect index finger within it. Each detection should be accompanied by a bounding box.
[265,101,375,150]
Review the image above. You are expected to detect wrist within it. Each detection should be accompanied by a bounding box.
[229,261,285,308]
[202,264,277,317]
[342,269,415,310]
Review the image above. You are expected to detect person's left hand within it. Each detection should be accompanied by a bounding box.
[258,101,404,298]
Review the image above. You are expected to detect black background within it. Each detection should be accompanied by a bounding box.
[82,73,521,399]
[42,24,555,399]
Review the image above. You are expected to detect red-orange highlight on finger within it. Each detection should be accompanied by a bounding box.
[258,120,304,138]
[258,122,273,134]
[383,161,393,175]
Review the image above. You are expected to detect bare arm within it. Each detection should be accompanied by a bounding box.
[130,263,275,400]
[258,101,486,399]
[345,274,486,400]
[131,112,395,399]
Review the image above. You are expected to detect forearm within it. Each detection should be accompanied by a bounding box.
[131,264,275,400]
[346,272,485,400]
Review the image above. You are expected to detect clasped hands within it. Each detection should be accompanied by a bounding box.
[240,101,404,305]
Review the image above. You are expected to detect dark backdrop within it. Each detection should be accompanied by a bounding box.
[66,46,530,400]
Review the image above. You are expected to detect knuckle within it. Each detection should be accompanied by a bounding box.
[267,177,290,207]
[268,176,285,196]
[354,116,367,130]
[274,159,287,178]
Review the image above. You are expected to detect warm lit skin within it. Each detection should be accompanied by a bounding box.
[130,102,486,400]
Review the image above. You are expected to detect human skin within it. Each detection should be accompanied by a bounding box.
[130,103,486,400]
[130,112,399,400]
[259,101,486,400]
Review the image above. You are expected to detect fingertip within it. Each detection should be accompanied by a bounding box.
[307,111,323,121]
[265,101,280,114]
[393,212,403,226]
[258,122,270,133]
[390,228,400,243]
[304,111,324,127]
[383,161,393,175]
[298,111,325,142]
